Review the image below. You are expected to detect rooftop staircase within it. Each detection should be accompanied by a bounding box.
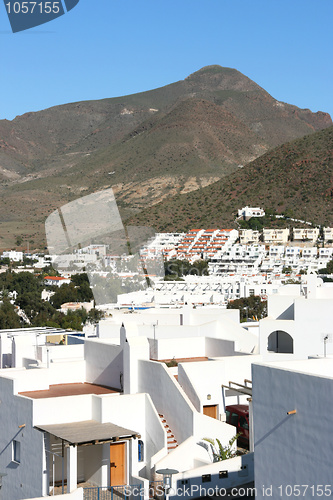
[159,414,178,452]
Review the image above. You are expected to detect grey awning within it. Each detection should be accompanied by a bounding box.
[35,420,140,446]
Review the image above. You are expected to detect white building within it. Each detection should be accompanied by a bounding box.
[2,250,24,262]
[323,227,333,242]
[258,275,333,359]
[209,244,266,275]
[237,207,265,220]
[44,276,71,287]
[263,228,289,244]
[239,229,260,245]
[0,306,256,500]
[318,247,333,270]
[301,247,318,260]
[293,227,319,242]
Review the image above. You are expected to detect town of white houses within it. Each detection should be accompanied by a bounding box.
[0,202,333,499]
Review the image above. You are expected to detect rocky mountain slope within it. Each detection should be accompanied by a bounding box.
[129,126,333,232]
[0,65,331,248]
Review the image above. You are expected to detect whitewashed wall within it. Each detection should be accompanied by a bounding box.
[13,336,36,368]
[177,364,201,412]
[178,357,259,414]
[85,339,123,389]
[143,394,167,478]
[38,344,84,363]
[0,376,45,500]
[98,392,166,483]
[261,296,333,359]
[49,360,86,384]
[4,362,86,394]
[267,293,298,320]
[155,337,205,360]
[205,338,238,357]
[169,453,254,500]
[252,361,333,499]
[0,333,13,368]
[138,359,196,444]
[33,395,93,426]
[122,327,150,394]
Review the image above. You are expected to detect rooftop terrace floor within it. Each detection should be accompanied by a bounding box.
[19,382,119,399]
[154,356,209,363]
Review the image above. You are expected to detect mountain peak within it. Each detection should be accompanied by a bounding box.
[186,65,236,76]
[185,65,263,93]
[0,68,331,248]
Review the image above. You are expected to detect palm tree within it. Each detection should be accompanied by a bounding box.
[202,435,239,461]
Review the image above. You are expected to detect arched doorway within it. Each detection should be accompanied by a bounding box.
[268,330,294,353]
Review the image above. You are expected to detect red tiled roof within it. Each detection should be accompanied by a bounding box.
[44,276,67,281]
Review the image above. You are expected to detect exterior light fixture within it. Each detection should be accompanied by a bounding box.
[287,409,297,415]
[207,394,212,400]
[156,468,179,495]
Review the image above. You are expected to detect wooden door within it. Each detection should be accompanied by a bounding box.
[110,442,126,486]
[203,405,218,419]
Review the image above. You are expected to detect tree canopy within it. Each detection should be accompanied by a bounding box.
[0,271,98,331]
[227,295,267,322]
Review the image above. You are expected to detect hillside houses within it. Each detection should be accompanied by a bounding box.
[1,275,333,499]
[0,307,256,499]
[237,207,265,220]
[141,228,333,275]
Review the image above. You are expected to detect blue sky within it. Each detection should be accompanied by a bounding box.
[1,0,332,121]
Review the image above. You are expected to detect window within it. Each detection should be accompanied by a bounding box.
[230,413,239,427]
[239,416,249,430]
[12,440,20,463]
[138,440,144,462]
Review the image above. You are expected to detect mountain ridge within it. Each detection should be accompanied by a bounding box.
[128,126,333,232]
[0,65,331,249]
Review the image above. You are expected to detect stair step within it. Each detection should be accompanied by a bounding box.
[158,414,178,453]
[168,443,178,450]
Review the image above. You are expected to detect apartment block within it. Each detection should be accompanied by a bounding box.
[239,229,260,245]
[293,227,319,242]
[263,228,289,244]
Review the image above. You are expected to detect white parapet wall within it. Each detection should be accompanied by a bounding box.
[32,394,94,426]
[154,337,205,360]
[1,362,86,395]
[85,338,123,389]
[168,453,254,499]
